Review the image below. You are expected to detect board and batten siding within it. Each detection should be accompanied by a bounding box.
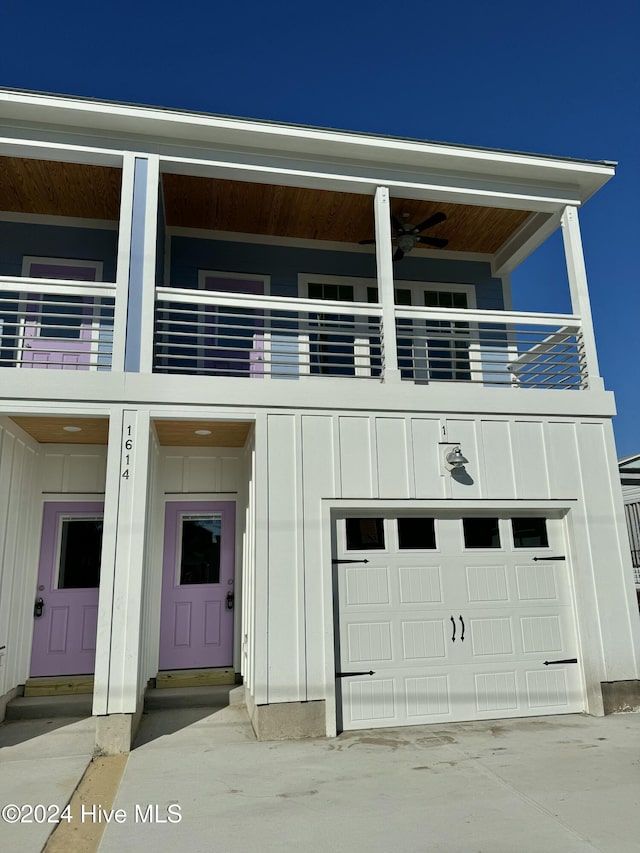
[256,412,640,705]
[0,419,40,708]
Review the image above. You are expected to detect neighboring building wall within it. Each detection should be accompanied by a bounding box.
[168,236,504,306]
[0,419,39,716]
[0,220,119,280]
[622,485,640,585]
[252,411,640,712]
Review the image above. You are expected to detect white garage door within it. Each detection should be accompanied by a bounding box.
[335,514,583,730]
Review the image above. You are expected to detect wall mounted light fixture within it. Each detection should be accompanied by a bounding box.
[445,446,468,469]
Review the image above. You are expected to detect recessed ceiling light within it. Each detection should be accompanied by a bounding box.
[195,429,212,436]
[63,426,82,432]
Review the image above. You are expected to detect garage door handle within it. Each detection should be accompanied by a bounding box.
[336,670,375,678]
[450,616,456,642]
[459,615,465,642]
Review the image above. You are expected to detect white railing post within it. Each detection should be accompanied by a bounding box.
[112,154,135,372]
[374,187,400,382]
[561,206,604,390]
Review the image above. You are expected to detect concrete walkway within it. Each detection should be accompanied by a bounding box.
[0,715,94,851]
[98,710,640,853]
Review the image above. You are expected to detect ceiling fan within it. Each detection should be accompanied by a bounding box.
[359,211,449,261]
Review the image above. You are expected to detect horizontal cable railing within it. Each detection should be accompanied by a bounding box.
[394,306,587,389]
[0,277,116,371]
[154,287,383,379]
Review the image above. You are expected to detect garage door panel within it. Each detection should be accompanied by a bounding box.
[336,514,582,730]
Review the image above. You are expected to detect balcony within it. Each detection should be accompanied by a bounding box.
[152,287,588,390]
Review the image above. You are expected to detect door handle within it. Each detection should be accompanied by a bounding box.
[459,615,465,642]
[226,591,234,611]
[34,598,44,618]
[450,616,456,642]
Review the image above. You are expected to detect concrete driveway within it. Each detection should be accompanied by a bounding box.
[97,708,640,853]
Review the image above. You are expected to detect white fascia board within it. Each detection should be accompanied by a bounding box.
[0,91,615,203]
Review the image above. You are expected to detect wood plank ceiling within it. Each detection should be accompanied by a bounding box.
[162,174,532,254]
[11,417,252,447]
[0,157,122,220]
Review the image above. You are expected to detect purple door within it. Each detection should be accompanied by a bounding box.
[30,502,103,677]
[22,262,97,370]
[158,501,235,670]
[203,275,264,376]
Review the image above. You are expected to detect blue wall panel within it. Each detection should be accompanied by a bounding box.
[169,236,503,309]
[0,221,118,280]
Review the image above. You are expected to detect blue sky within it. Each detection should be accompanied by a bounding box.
[2,0,638,454]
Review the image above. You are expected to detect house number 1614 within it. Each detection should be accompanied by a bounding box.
[121,423,133,479]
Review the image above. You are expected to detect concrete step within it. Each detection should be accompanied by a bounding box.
[144,684,235,710]
[5,693,93,720]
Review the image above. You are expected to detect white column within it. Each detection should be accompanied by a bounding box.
[112,154,136,372]
[93,407,151,717]
[374,187,400,382]
[139,156,160,372]
[561,206,604,391]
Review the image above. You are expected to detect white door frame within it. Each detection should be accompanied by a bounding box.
[319,498,602,737]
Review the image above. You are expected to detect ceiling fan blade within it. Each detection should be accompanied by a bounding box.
[417,236,449,249]
[358,239,376,245]
[393,247,405,261]
[414,212,447,233]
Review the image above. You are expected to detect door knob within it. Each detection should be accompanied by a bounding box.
[34,598,44,618]
[226,592,234,610]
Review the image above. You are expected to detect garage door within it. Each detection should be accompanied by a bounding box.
[335,514,583,730]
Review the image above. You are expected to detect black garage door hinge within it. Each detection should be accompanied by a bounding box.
[332,558,370,565]
[336,670,375,678]
[533,556,566,561]
[543,658,578,666]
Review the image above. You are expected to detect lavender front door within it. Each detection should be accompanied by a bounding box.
[30,502,103,677]
[158,501,235,670]
[22,261,98,370]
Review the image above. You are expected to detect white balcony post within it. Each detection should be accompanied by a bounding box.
[561,206,604,390]
[374,187,400,382]
[112,154,136,371]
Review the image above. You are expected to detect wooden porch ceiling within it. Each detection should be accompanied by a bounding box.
[0,157,122,220]
[162,174,532,254]
[10,416,252,447]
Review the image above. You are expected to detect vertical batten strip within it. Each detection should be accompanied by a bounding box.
[374,187,400,382]
[112,154,135,372]
[561,206,603,390]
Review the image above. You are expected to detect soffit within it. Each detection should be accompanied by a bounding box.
[11,416,109,444]
[154,420,252,447]
[162,174,531,254]
[0,156,122,219]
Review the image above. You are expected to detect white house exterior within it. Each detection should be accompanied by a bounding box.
[0,90,638,751]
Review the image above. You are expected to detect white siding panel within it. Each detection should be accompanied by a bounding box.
[545,422,580,499]
[339,417,374,498]
[40,454,65,492]
[301,415,336,700]
[163,456,184,492]
[63,453,107,493]
[267,414,303,701]
[480,420,516,498]
[411,419,444,498]
[376,418,410,498]
[220,456,241,493]
[512,421,549,499]
[184,456,219,492]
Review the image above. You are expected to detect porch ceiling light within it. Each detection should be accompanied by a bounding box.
[445,446,468,468]
[63,426,82,432]
[195,429,212,436]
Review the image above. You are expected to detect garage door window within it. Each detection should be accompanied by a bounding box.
[397,517,436,549]
[345,518,385,550]
[512,517,549,548]
[463,517,500,548]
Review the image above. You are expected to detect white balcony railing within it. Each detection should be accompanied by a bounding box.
[154,287,384,379]
[0,277,116,371]
[395,306,588,389]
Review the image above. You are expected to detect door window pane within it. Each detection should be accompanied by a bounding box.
[180,515,221,585]
[512,518,549,548]
[397,518,436,549]
[345,518,385,550]
[58,518,103,589]
[463,518,500,548]
[40,295,84,339]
